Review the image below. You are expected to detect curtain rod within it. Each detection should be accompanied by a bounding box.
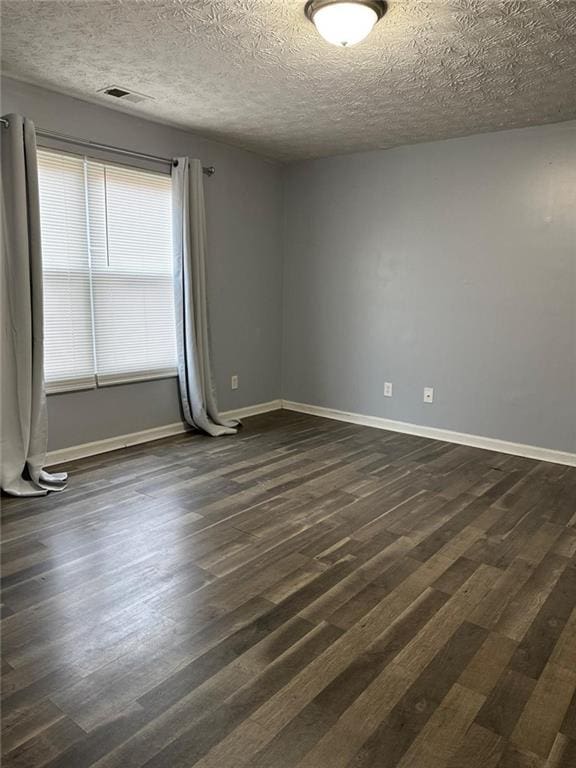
[0,118,215,177]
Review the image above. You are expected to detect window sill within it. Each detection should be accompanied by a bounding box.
[45,378,96,395]
[96,369,179,388]
[46,370,178,395]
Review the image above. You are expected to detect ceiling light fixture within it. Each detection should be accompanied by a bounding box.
[305,0,387,47]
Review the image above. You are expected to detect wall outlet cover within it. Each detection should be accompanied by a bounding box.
[231,375,239,390]
[424,387,434,403]
[384,382,393,397]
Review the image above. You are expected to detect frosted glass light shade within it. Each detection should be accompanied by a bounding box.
[311,2,379,47]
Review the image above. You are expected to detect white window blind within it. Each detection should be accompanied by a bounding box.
[37,149,177,393]
[37,151,96,392]
[86,161,177,385]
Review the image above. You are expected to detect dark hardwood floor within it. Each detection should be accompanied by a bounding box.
[2,410,576,768]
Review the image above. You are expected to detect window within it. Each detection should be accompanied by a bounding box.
[37,149,177,392]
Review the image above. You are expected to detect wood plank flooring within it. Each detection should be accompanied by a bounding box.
[2,410,576,768]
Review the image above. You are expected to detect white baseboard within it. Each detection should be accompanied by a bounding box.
[46,398,575,469]
[46,400,283,466]
[221,399,282,420]
[46,422,189,466]
[281,400,576,468]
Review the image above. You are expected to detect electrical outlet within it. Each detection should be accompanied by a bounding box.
[423,387,434,403]
[231,375,239,390]
[384,382,393,398]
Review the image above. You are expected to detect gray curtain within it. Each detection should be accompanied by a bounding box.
[0,114,67,496]
[171,157,238,436]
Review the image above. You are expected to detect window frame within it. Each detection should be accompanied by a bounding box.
[37,145,178,395]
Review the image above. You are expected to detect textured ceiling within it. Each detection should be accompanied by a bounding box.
[2,0,576,161]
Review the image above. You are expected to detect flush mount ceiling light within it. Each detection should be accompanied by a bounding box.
[305,0,387,47]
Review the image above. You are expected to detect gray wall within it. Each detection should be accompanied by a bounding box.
[3,77,575,455]
[1,77,284,450]
[283,121,576,453]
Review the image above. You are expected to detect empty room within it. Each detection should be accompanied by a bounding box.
[1,1,575,767]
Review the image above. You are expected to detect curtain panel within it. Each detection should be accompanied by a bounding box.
[0,114,67,496]
[171,157,238,437]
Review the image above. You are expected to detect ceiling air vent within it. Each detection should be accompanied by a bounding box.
[98,85,152,104]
